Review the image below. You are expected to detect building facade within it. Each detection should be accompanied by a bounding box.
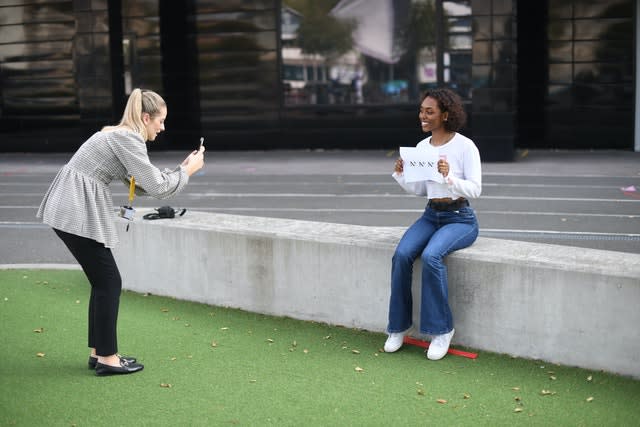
[0,0,637,160]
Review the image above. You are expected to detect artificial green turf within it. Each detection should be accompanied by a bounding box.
[1,269,639,426]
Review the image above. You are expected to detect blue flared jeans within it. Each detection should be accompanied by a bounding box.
[387,205,479,335]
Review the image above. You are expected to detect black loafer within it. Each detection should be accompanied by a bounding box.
[95,358,144,376]
[88,355,137,370]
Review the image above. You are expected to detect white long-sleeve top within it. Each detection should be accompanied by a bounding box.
[392,133,482,200]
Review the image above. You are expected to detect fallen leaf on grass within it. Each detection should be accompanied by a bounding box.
[33,327,44,333]
[436,399,447,404]
[266,338,274,343]
[512,387,520,391]
[211,341,218,348]
[36,352,45,357]
[587,375,593,382]
[354,366,364,373]
[514,408,523,413]
[417,389,425,396]
[352,349,360,354]
[463,393,471,399]
[160,308,169,312]
[540,390,556,396]
[160,383,172,388]
[586,396,594,402]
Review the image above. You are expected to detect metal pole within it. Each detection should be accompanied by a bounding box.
[635,0,640,151]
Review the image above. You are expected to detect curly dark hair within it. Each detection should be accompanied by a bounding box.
[421,88,467,132]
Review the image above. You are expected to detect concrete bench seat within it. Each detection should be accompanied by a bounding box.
[113,209,640,379]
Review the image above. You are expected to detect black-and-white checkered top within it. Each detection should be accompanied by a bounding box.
[37,129,189,248]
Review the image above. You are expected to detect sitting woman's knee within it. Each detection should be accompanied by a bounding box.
[393,247,416,264]
[421,251,442,268]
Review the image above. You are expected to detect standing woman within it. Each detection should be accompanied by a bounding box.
[37,88,205,375]
[383,88,481,360]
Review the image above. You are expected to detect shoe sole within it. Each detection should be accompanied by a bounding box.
[95,366,144,376]
[89,356,137,370]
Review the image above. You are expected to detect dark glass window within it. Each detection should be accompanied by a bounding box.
[473,16,491,40]
[574,18,630,40]
[546,0,633,113]
[548,41,572,63]
[549,64,573,84]
[443,1,472,98]
[548,20,573,41]
[491,16,512,39]
[0,2,81,118]
[472,40,491,64]
[280,0,472,105]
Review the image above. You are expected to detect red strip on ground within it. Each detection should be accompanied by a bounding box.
[623,191,640,199]
[403,336,478,359]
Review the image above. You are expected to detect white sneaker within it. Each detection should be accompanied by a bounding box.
[384,332,407,353]
[426,329,455,360]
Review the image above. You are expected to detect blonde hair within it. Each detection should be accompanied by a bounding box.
[102,88,166,141]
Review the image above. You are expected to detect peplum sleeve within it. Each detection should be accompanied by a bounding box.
[108,131,189,200]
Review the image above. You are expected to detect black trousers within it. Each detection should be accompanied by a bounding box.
[54,229,121,356]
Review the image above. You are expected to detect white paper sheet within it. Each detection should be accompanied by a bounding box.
[399,146,444,183]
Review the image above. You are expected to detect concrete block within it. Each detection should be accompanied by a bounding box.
[113,210,640,378]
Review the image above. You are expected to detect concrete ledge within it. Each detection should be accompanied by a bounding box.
[113,209,640,379]
[0,264,81,270]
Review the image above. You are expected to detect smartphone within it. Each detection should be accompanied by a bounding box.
[197,137,204,151]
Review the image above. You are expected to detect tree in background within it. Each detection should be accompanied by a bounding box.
[284,0,355,82]
[397,0,438,99]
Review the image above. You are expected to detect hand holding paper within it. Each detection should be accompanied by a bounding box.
[399,146,445,183]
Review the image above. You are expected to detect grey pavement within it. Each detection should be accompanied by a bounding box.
[2,147,640,176]
[1,148,639,265]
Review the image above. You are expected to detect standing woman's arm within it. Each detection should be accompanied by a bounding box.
[108,131,189,200]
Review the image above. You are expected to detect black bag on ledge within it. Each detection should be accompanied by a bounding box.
[143,206,186,220]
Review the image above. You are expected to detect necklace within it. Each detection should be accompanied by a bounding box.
[430,132,455,147]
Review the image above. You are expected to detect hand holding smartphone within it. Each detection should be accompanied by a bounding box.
[197,136,204,151]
